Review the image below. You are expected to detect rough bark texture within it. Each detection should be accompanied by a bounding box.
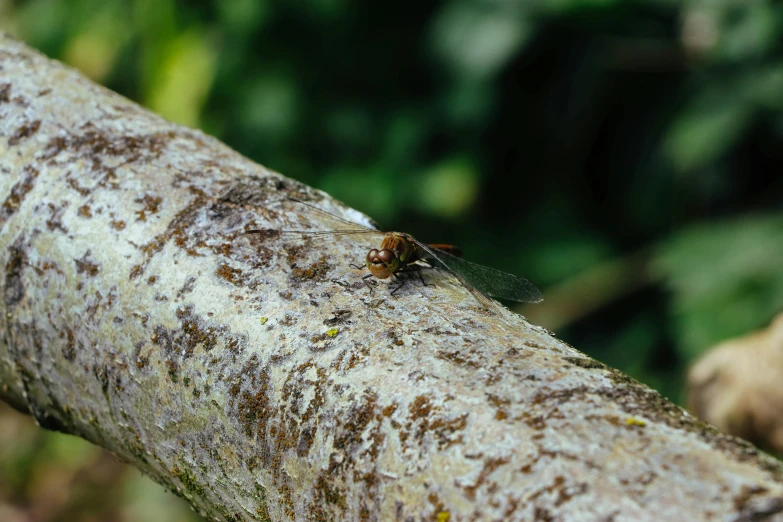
[1,32,783,522]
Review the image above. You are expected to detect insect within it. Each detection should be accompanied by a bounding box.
[246,198,543,312]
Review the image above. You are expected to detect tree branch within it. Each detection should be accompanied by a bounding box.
[1,33,782,521]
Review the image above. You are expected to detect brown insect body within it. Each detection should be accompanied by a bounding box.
[365,232,463,279]
[245,197,543,310]
[366,232,421,279]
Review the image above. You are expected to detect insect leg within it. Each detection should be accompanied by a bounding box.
[398,265,429,287]
[413,265,428,287]
[361,273,375,294]
[390,273,406,296]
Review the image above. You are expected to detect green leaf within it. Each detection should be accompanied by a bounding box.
[416,157,479,219]
[664,89,750,173]
[145,29,218,128]
[655,214,783,359]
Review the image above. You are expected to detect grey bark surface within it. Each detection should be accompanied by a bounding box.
[1,32,783,522]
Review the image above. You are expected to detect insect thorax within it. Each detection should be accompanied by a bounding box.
[380,232,419,264]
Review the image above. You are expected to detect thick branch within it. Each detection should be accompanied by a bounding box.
[1,33,782,521]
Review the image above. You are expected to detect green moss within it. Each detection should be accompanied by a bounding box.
[170,464,205,499]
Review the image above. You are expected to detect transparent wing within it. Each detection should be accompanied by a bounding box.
[247,229,381,237]
[286,198,379,231]
[416,242,543,304]
[246,197,384,238]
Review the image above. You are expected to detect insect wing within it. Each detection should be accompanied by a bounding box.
[285,198,380,232]
[246,198,384,238]
[417,242,543,304]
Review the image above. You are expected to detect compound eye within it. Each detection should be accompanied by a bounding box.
[366,249,379,263]
[378,249,395,264]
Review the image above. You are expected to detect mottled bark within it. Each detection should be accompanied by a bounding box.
[1,32,782,522]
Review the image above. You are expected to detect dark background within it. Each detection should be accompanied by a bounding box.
[1,0,782,520]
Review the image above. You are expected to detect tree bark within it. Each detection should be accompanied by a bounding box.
[1,32,782,522]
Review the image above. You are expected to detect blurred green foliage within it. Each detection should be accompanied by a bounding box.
[656,214,783,360]
[1,0,783,519]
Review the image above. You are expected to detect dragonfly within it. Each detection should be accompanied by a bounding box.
[245,198,543,312]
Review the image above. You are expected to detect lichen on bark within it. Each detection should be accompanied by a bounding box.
[2,33,783,522]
